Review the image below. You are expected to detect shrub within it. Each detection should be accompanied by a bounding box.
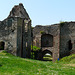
[31,45,40,51]
[40,31,45,34]
[60,21,65,27]
[31,45,40,59]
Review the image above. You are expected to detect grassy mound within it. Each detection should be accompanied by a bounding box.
[60,54,75,63]
[0,51,75,75]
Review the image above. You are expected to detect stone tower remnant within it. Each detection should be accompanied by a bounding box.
[0,3,31,58]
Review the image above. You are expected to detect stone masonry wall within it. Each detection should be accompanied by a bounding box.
[33,24,60,61]
[0,17,17,55]
[60,22,75,57]
[0,3,31,58]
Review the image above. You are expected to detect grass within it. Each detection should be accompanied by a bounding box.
[0,50,75,75]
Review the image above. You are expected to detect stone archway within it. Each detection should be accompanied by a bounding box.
[42,50,53,61]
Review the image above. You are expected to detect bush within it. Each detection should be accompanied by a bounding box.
[60,21,65,27]
[40,31,45,34]
[31,45,40,59]
[31,45,40,51]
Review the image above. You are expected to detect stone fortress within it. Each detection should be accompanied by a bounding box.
[0,3,75,61]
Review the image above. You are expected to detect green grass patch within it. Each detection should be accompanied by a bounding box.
[60,54,75,63]
[0,51,75,75]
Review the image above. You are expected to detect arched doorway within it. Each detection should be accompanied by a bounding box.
[42,50,53,61]
[68,40,72,51]
[41,34,53,47]
[0,41,5,50]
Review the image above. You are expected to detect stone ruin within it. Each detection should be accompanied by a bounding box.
[33,22,75,61]
[0,3,75,61]
[0,3,31,58]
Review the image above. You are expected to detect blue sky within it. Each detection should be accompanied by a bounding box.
[0,0,75,26]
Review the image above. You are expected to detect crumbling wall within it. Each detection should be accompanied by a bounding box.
[33,24,60,61]
[0,3,31,58]
[17,18,31,58]
[8,3,30,19]
[0,17,17,55]
[60,22,75,57]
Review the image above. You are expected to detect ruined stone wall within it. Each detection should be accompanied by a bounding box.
[0,17,17,55]
[17,18,23,57]
[26,20,31,58]
[33,24,60,61]
[0,3,31,58]
[17,18,31,58]
[60,22,75,57]
[8,3,30,19]
[0,17,31,58]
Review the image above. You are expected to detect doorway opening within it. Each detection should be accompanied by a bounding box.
[68,40,72,51]
[0,41,5,50]
[42,50,53,61]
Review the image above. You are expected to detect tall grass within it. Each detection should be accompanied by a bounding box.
[0,51,75,75]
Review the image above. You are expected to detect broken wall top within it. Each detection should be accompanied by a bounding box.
[33,24,60,37]
[8,3,30,19]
